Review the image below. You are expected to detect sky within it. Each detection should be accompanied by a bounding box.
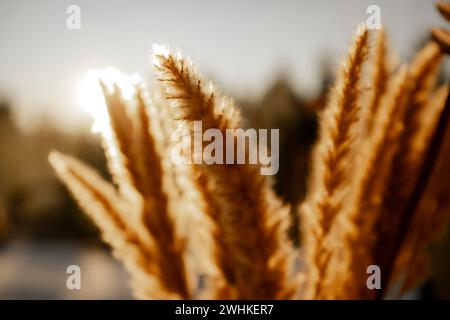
[0,0,446,132]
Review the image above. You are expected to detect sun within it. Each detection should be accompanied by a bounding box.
[77,67,140,139]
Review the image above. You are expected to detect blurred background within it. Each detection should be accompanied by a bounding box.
[0,0,449,299]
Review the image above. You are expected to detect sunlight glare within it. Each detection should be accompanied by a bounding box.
[77,67,140,139]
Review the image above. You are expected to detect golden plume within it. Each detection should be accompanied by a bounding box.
[154,45,295,299]
[299,26,369,299]
[327,66,412,299]
[433,1,450,53]
[364,28,393,135]
[50,79,191,299]
[48,12,450,299]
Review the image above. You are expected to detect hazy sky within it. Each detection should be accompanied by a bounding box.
[0,0,445,132]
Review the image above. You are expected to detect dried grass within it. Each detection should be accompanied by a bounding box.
[51,83,191,299]
[299,31,449,299]
[300,26,369,299]
[154,47,296,299]
[50,22,450,299]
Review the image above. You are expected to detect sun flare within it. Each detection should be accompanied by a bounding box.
[77,67,140,138]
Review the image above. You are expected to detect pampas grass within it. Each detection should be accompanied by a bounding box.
[300,26,369,299]
[154,46,295,299]
[51,79,192,299]
[364,28,393,135]
[50,19,450,299]
[300,30,449,299]
[49,152,187,299]
[433,1,450,54]
[328,66,412,299]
